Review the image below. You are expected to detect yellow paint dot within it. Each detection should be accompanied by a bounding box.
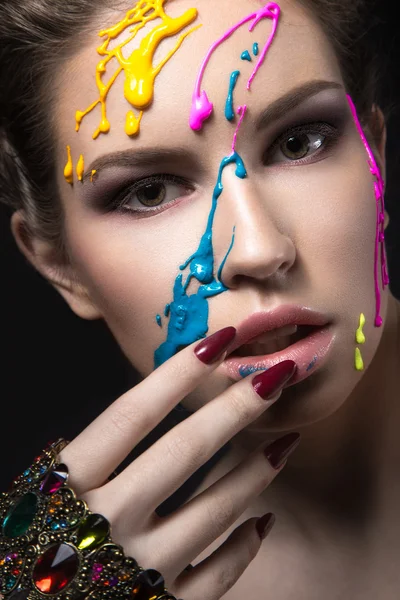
[76,155,85,182]
[356,313,366,344]
[355,347,364,371]
[90,169,97,183]
[63,145,73,184]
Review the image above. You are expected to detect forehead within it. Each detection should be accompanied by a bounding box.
[56,0,342,162]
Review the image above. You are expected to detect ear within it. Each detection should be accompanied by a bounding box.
[369,105,389,230]
[370,105,387,174]
[10,210,104,320]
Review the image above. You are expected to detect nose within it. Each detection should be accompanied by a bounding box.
[217,173,296,289]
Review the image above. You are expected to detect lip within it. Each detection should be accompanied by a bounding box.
[221,305,334,384]
[222,324,335,384]
[228,305,331,354]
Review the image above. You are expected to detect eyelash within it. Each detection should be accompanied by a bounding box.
[106,121,340,215]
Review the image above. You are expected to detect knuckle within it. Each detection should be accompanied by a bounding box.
[163,431,207,470]
[215,562,240,593]
[165,360,195,390]
[227,389,256,427]
[109,396,149,438]
[205,495,235,537]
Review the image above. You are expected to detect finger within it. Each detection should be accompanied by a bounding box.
[173,515,275,600]
[107,361,297,519]
[147,433,299,572]
[59,327,236,493]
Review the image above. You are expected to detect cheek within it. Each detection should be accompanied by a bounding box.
[275,145,378,291]
[63,201,209,372]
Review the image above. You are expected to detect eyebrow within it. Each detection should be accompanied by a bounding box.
[84,79,343,179]
[254,79,343,130]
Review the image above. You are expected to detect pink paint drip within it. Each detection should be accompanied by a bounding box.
[232,105,247,152]
[189,2,280,131]
[346,94,389,327]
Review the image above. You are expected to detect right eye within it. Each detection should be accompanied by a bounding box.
[109,174,194,215]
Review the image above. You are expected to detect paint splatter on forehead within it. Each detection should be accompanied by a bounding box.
[76,0,201,139]
[64,0,201,184]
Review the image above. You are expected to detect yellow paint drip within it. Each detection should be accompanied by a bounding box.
[75,0,201,139]
[90,169,97,182]
[64,145,73,184]
[355,347,364,371]
[77,154,85,181]
[356,313,366,344]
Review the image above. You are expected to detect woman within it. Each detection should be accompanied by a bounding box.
[0,0,399,598]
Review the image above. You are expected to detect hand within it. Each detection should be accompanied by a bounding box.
[59,326,300,600]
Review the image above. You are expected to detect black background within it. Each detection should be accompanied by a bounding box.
[1,1,399,509]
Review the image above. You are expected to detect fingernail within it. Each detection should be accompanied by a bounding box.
[256,512,276,540]
[252,360,296,400]
[263,432,301,470]
[194,327,236,365]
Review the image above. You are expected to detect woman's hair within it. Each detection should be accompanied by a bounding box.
[0,0,385,265]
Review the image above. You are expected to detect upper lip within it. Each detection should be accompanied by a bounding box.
[226,305,331,356]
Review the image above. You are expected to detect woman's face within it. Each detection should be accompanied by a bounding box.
[54,0,390,430]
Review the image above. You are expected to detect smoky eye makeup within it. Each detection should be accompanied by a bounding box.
[77,91,351,217]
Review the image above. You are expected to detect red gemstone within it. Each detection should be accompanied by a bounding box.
[32,544,79,594]
[39,464,68,495]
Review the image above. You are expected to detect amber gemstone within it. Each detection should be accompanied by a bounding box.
[76,514,109,551]
[2,493,38,538]
[39,464,68,495]
[32,544,79,594]
[131,569,165,600]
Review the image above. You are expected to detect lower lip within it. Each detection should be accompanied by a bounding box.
[221,325,336,385]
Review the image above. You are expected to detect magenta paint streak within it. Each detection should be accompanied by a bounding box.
[189,2,280,131]
[346,94,389,327]
[232,105,247,152]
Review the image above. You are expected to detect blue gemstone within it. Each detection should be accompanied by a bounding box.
[51,522,60,531]
[23,470,30,477]
[6,575,17,589]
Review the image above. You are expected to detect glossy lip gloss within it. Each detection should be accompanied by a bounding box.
[221,324,336,384]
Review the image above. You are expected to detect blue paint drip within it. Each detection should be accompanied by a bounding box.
[154,152,247,368]
[239,365,268,378]
[156,314,162,327]
[164,304,170,317]
[306,355,318,372]
[253,42,259,56]
[241,50,252,62]
[225,70,240,121]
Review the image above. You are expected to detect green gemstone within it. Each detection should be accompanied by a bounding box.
[76,514,110,551]
[2,493,38,538]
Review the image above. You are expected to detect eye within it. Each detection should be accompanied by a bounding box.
[110,174,193,214]
[281,132,324,160]
[266,122,339,165]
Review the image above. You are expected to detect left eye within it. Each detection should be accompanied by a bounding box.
[266,122,339,164]
[280,132,325,160]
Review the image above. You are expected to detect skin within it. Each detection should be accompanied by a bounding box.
[11,0,400,596]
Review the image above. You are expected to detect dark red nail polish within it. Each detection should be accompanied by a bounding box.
[252,360,296,400]
[194,327,236,364]
[256,512,276,540]
[263,432,301,470]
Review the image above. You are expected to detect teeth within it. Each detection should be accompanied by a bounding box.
[238,335,294,357]
[251,324,298,344]
[234,325,314,357]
